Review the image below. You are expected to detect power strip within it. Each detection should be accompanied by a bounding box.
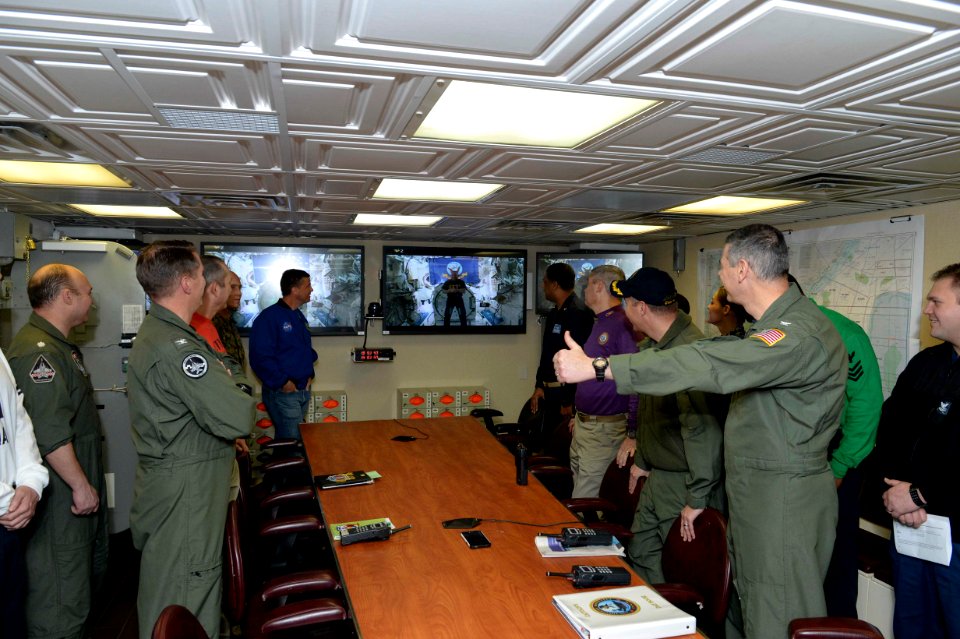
[351,347,396,362]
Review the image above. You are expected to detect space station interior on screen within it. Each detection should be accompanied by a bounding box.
[210,248,363,330]
[383,254,525,327]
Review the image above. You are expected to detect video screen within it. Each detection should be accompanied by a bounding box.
[201,243,364,335]
[382,247,526,334]
[535,252,644,315]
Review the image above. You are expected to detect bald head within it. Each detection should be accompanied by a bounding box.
[28,263,95,333]
[28,264,87,309]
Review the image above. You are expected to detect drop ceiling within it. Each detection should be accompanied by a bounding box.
[1,0,959,245]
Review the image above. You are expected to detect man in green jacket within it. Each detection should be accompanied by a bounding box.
[128,241,255,638]
[555,224,846,639]
[7,264,108,639]
[611,267,725,584]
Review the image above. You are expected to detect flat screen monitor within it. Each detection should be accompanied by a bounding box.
[201,243,364,335]
[535,252,644,315]
[381,246,526,334]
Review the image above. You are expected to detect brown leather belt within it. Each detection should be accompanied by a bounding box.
[576,411,626,423]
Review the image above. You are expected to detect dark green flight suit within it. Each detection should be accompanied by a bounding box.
[610,285,845,639]
[6,313,108,639]
[128,304,254,639]
[627,312,725,583]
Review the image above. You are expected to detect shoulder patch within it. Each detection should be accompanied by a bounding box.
[29,354,57,383]
[751,328,787,347]
[181,353,208,378]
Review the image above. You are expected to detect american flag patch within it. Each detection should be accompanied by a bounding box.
[751,328,786,347]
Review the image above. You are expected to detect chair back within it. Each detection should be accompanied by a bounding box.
[151,605,207,639]
[223,500,247,623]
[661,507,731,628]
[789,617,885,639]
[597,459,642,528]
[469,408,503,434]
[530,465,574,500]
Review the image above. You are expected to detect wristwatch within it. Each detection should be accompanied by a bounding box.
[909,486,927,508]
[592,357,609,382]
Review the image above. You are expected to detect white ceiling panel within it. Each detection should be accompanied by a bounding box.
[0,0,958,244]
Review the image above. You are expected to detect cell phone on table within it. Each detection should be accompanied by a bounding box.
[461,530,491,549]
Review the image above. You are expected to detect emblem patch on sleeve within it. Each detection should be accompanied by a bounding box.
[29,355,56,383]
[181,353,208,378]
[751,328,786,347]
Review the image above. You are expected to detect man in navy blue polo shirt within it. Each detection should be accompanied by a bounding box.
[250,269,318,440]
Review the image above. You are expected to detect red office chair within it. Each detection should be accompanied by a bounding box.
[151,605,207,639]
[561,458,642,541]
[653,507,732,638]
[224,500,348,638]
[789,618,884,639]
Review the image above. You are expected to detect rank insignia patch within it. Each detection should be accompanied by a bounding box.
[751,328,786,347]
[181,353,208,378]
[29,355,56,383]
[72,351,88,376]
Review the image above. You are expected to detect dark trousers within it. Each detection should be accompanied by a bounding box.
[0,526,27,639]
[891,539,960,639]
[824,466,862,617]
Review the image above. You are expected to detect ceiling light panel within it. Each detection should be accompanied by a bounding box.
[663,196,806,215]
[0,160,129,188]
[413,80,659,148]
[575,223,667,235]
[372,178,503,202]
[353,214,442,226]
[70,204,182,218]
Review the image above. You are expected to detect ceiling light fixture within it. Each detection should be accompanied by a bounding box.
[413,80,659,148]
[70,204,182,218]
[372,178,503,202]
[0,160,129,188]
[575,223,667,235]
[663,196,807,215]
[353,213,442,227]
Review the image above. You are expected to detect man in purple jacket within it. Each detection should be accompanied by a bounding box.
[569,265,640,498]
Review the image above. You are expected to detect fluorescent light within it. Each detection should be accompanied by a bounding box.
[575,223,667,235]
[40,240,108,253]
[414,81,659,148]
[372,178,503,202]
[70,204,182,218]
[0,160,129,188]
[353,214,442,227]
[663,196,806,216]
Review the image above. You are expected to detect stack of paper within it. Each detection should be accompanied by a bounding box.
[536,535,625,558]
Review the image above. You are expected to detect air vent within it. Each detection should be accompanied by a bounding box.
[760,172,920,196]
[180,194,288,210]
[0,123,86,159]
[681,146,781,165]
[495,219,569,231]
[157,107,280,133]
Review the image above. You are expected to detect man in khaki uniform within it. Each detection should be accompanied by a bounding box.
[609,267,725,584]
[128,241,255,638]
[7,264,108,639]
[556,224,846,639]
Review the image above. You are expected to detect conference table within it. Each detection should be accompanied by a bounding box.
[302,416,703,639]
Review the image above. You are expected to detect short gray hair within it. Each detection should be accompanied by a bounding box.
[201,255,228,289]
[725,224,789,281]
[588,264,625,289]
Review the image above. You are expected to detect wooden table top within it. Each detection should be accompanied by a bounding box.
[302,417,702,639]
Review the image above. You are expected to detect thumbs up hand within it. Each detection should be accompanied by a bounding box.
[553,331,602,384]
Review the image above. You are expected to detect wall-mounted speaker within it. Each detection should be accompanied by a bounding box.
[673,238,686,272]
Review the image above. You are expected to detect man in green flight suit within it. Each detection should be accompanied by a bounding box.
[611,267,725,584]
[7,263,108,639]
[128,241,255,638]
[555,224,846,639]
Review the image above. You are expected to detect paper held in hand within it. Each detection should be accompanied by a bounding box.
[553,585,695,639]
